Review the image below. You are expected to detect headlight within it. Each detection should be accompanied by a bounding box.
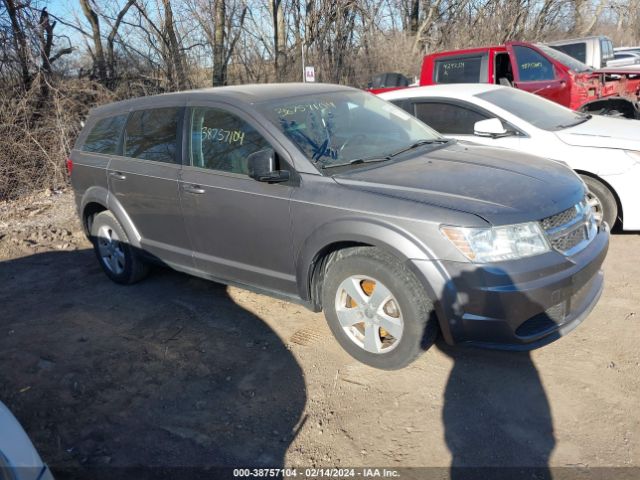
[625,150,640,164]
[441,222,550,263]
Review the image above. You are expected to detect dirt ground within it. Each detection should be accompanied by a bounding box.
[0,190,638,477]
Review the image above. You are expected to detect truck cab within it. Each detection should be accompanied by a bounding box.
[547,36,619,70]
[419,41,640,118]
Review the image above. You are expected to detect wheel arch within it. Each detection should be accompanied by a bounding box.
[578,97,640,119]
[80,186,142,247]
[296,219,437,311]
[575,169,623,228]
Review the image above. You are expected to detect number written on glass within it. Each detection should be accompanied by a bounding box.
[202,127,245,145]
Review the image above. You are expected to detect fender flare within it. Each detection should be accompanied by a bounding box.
[295,217,440,304]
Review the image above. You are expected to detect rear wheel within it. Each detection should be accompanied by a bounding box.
[322,247,438,370]
[580,175,618,228]
[91,211,149,284]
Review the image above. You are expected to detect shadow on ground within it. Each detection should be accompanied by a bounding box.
[0,249,306,478]
[436,267,557,479]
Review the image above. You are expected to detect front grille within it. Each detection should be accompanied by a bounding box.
[540,198,597,255]
[541,205,580,230]
[552,226,588,252]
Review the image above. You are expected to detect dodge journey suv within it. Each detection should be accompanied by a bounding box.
[69,83,609,369]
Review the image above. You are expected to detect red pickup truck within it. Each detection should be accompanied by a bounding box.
[373,41,640,118]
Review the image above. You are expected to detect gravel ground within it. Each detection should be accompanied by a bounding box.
[0,190,638,478]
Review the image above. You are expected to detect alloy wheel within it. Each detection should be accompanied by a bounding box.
[96,225,126,275]
[334,275,404,354]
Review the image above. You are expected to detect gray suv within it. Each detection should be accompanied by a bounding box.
[69,83,609,369]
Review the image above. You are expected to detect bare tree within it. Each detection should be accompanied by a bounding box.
[3,0,32,89]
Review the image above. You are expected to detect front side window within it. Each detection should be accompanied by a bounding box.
[414,102,489,135]
[256,90,441,171]
[435,56,483,83]
[190,107,271,175]
[124,107,181,163]
[513,46,555,81]
[82,114,127,154]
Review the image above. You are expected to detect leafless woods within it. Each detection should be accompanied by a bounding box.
[1,0,639,198]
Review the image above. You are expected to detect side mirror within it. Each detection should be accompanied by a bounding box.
[247,148,290,183]
[474,118,512,138]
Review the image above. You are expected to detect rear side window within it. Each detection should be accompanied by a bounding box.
[513,46,555,81]
[551,43,587,63]
[601,39,614,63]
[435,56,483,83]
[124,107,181,163]
[82,115,127,154]
[190,107,271,175]
[414,102,489,135]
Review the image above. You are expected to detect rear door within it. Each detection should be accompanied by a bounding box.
[107,104,193,268]
[506,42,566,103]
[179,102,297,295]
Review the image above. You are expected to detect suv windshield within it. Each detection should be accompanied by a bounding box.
[476,87,591,131]
[535,43,592,73]
[257,90,442,170]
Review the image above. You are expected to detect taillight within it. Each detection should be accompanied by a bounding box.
[66,158,73,176]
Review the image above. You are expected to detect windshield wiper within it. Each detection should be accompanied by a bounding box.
[554,114,592,129]
[387,138,450,158]
[320,139,449,170]
[321,156,391,170]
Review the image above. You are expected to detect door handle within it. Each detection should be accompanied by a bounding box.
[109,172,126,180]
[183,184,205,194]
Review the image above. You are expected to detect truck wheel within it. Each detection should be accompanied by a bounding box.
[322,247,439,370]
[90,211,149,284]
[580,175,618,228]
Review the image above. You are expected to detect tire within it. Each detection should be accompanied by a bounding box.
[90,210,149,284]
[321,247,439,370]
[580,175,618,229]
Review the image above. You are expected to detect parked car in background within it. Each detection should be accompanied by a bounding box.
[615,46,640,55]
[546,35,619,69]
[371,41,640,118]
[611,51,640,68]
[368,72,411,89]
[380,84,640,230]
[69,83,608,369]
[0,402,54,480]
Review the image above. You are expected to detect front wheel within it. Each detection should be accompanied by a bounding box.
[580,175,618,229]
[322,247,439,370]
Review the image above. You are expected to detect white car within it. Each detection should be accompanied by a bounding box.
[379,84,640,230]
[0,401,54,480]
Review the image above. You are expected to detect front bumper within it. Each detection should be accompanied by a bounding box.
[412,224,609,350]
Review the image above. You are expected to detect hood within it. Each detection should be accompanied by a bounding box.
[555,115,640,151]
[333,142,585,226]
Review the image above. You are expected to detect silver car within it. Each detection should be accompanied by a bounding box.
[69,83,609,369]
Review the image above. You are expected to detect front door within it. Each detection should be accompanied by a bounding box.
[506,42,567,104]
[108,105,193,268]
[410,99,523,150]
[179,104,297,295]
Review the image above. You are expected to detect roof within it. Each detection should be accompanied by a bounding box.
[90,82,353,118]
[547,35,609,46]
[378,83,504,100]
